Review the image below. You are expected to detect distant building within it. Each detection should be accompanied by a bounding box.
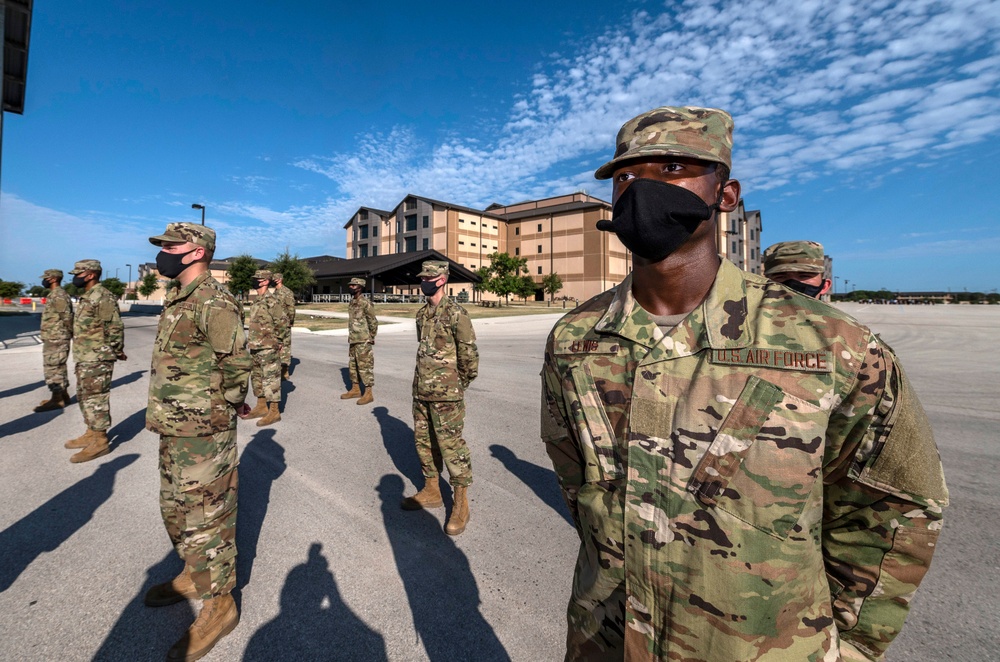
[137,256,268,301]
[716,199,763,275]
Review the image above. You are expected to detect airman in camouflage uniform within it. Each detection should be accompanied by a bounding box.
[541,107,948,661]
[763,240,832,300]
[34,269,74,412]
[401,261,479,536]
[341,276,378,405]
[272,272,296,379]
[65,259,126,463]
[245,269,287,426]
[145,222,250,661]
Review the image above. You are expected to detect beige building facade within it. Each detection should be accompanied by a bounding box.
[716,199,763,275]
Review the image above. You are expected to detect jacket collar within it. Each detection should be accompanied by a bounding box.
[166,272,210,306]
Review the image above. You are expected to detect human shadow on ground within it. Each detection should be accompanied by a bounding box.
[243,542,388,662]
[0,454,139,593]
[287,356,300,377]
[109,369,147,390]
[0,379,45,400]
[377,474,511,662]
[0,405,65,439]
[107,408,149,452]
[338,367,351,391]
[234,429,286,607]
[279,374,296,410]
[372,406,423,488]
[91,550,195,662]
[489,444,573,526]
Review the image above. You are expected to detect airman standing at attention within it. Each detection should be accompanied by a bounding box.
[244,270,286,427]
[64,259,126,463]
[272,272,296,379]
[762,240,832,299]
[144,222,251,661]
[401,261,479,536]
[541,106,948,661]
[341,276,378,405]
[34,269,74,412]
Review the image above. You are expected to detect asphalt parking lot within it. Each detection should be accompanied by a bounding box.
[0,303,997,661]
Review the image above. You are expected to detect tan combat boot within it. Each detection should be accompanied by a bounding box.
[34,388,67,412]
[340,384,361,399]
[401,479,444,510]
[445,485,471,536]
[166,593,239,662]
[256,402,281,427]
[356,387,374,405]
[70,430,110,463]
[144,567,199,607]
[245,396,267,419]
[65,428,94,449]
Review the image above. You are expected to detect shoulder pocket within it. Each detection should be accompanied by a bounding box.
[99,298,117,321]
[564,364,623,482]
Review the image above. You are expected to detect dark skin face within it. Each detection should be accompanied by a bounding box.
[349,285,362,297]
[611,156,741,316]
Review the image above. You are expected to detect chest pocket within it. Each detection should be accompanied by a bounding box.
[156,304,195,352]
[688,375,826,540]
[563,364,624,483]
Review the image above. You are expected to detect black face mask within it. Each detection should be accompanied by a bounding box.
[72,275,88,289]
[597,179,718,263]
[42,280,51,289]
[155,249,197,279]
[420,280,441,296]
[782,279,824,299]
[252,279,265,289]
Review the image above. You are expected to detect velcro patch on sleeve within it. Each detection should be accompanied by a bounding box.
[99,298,117,321]
[206,307,239,354]
[710,348,832,373]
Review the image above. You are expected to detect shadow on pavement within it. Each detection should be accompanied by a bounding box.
[0,454,140,593]
[288,356,300,377]
[235,429,286,605]
[0,405,65,439]
[372,406,423,489]
[489,444,573,526]
[108,408,149,452]
[376,474,511,662]
[243,542,387,662]
[0,379,45,400]
[90,550,194,661]
[339,366,352,391]
[109,369,147,390]
[279,374,296,410]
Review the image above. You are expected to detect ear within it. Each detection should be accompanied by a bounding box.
[820,278,832,296]
[718,178,741,213]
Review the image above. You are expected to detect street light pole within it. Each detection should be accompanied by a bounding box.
[126,264,132,293]
[192,203,206,225]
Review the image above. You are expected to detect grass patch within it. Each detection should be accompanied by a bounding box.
[294,317,350,332]
[300,302,567,319]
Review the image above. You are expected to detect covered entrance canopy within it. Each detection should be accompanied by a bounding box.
[308,250,481,298]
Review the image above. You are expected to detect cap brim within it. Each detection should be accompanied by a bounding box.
[594,145,729,180]
[149,233,183,246]
[765,264,825,276]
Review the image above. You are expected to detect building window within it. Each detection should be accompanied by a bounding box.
[372,246,378,256]
[396,220,402,233]
[459,218,465,224]
[538,266,542,274]
[359,245,369,258]
[515,227,520,235]
[396,241,401,253]
[470,264,476,269]
[750,248,754,259]
[493,225,497,230]
[732,241,737,253]
[537,245,542,253]
[372,225,377,237]
[422,238,429,250]
[515,247,519,256]
[359,225,369,239]
[423,215,429,228]
[459,240,465,245]
[537,223,542,232]
[749,229,755,240]
[405,237,417,252]
[360,210,368,220]
[405,199,416,210]
[405,215,417,232]
[471,243,476,247]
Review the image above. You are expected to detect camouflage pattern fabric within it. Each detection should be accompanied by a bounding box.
[348,295,378,344]
[595,106,734,179]
[413,399,472,487]
[274,284,296,367]
[146,273,251,437]
[159,428,238,599]
[40,285,73,390]
[251,348,281,403]
[763,240,826,276]
[412,297,478,401]
[72,283,124,363]
[148,222,217,251]
[247,291,288,351]
[348,342,375,387]
[541,258,947,661]
[76,361,114,431]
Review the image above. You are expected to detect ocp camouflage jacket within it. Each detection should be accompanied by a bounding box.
[146,273,251,436]
[40,286,73,343]
[72,283,124,362]
[413,297,478,401]
[275,285,296,329]
[541,258,948,662]
[348,295,378,344]
[247,291,288,350]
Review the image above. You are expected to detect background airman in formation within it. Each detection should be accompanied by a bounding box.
[272,272,296,379]
[34,268,74,412]
[245,269,287,427]
[762,240,832,299]
[341,276,378,405]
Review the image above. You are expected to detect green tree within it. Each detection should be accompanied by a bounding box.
[27,285,48,297]
[542,272,563,306]
[515,275,537,303]
[0,280,25,298]
[472,266,491,303]
[226,254,260,299]
[268,248,317,297]
[64,283,82,297]
[485,252,527,305]
[138,272,160,299]
[102,277,127,300]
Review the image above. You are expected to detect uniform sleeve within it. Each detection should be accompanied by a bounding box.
[541,334,584,533]
[270,299,289,340]
[201,301,251,406]
[454,309,478,387]
[367,300,378,339]
[102,294,125,355]
[822,334,948,660]
[285,292,296,325]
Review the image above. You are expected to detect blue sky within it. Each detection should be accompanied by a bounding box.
[2,0,999,292]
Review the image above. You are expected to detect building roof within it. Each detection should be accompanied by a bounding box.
[342,206,394,229]
[301,254,346,264]
[309,249,481,285]
[497,199,611,222]
[3,0,32,114]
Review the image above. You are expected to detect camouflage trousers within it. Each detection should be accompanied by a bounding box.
[42,341,70,391]
[251,348,281,403]
[280,331,292,368]
[75,361,114,431]
[412,399,472,487]
[348,342,375,387]
[159,428,239,599]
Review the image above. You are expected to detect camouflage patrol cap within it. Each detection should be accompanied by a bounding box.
[762,241,826,276]
[595,106,734,180]
[272,273,284,281]
[148,222,217,252]
[40,269,64,281]
[349,277,366,287]
[253,269,273,281]
[69,259,102,274]
[417,261,449,278]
